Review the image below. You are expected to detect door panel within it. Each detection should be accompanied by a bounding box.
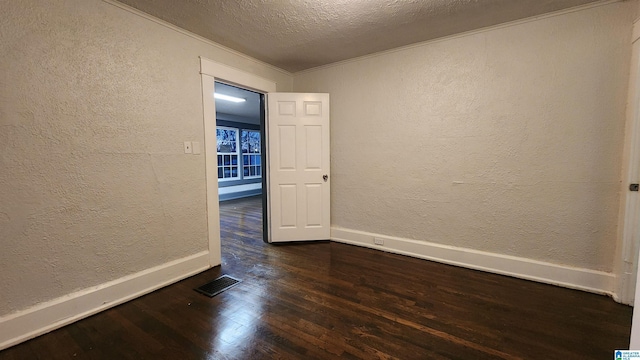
[305,126,323,169]
[278,184,297,228]
[304,184,323,227]
[268,93,330,242]
[278,126,297,169]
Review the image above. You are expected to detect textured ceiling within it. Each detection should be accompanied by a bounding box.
[117,0,602,72]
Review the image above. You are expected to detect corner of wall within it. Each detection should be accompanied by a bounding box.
[612,12,640,305]
[331,227,616,297]
[0,251,210,351]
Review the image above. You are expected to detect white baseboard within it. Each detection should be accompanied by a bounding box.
[0,251,210,351]
[331,227,615,296]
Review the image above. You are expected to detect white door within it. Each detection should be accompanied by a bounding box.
[267,93,330,242]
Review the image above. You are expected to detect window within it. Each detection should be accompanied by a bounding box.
[216,126,261,181]
[216,127,239,180]
[241,130,261,178]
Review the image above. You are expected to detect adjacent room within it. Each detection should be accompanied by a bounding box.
[2,0,640,358]
[214,82,264,202]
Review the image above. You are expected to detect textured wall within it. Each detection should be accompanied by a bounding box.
[0,0,291,317]
[294,2,633,272]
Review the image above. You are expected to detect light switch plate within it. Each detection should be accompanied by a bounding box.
[184,141,192,154]
[192,141,201,155]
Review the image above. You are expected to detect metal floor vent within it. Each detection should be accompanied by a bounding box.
[195,275,241,297]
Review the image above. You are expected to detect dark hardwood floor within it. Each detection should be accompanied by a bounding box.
[0,196,633,359]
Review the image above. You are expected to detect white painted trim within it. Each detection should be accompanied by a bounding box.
[201,58,278,93]
[0,251,209,351]
[631,246,640,347]
[295,0,622,75]
[202,74,223,267]
[331,227,615,296]
[615,19,640,306]
[100,0,291,77]
[631,244,640,347]
[200,57,277,258]
[218,182,262,195]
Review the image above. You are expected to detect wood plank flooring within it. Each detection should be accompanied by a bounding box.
[0,196,633,359]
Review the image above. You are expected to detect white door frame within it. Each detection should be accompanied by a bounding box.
[617,20,640,306]
[200,57,277,267]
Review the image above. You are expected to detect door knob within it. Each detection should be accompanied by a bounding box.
[323,174,328,182]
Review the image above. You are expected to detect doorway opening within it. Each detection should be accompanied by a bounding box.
[199,57,277,267]
[200,57,330,266]
[214,81,269,250]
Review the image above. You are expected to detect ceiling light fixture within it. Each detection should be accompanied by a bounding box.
[214,93,246,103]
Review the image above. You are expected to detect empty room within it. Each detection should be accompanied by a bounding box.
[2,0,640,358]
